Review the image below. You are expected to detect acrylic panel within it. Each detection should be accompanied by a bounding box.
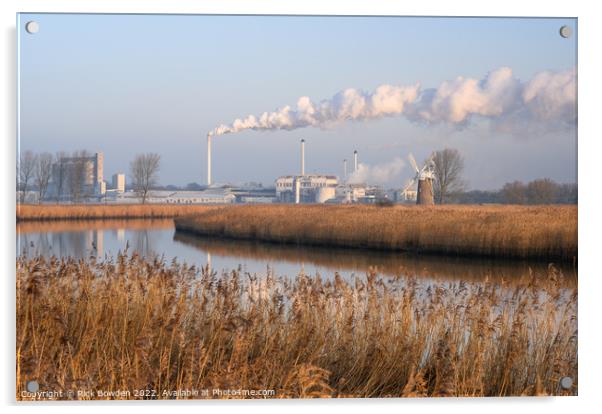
[16,13,577,400]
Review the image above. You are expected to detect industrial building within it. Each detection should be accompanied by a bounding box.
[106,188,236,204]
[49,152,104,198]
[43,151,129,202]
[204,133,414,205]
[274,139,339,203]
[229,186,277,203]
[112,173,126,193]
[276,174,338,203]
[335,183,366,203]
[157,190,235,204]
[394,188,418,203]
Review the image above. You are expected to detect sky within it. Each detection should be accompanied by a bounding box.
[17,14,577,190]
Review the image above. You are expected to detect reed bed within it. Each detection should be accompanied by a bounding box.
[17,204,220,222]
[17,218,174,234]
[17,254,577,400]
[175,205,577,260]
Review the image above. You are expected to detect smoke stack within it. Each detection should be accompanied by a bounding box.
[207,134,212,186]
[353,150,358,173]
[343,159,347,181]
[300,139,305,176]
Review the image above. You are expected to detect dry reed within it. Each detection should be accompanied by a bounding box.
[175,205,577,260]
[17,204,219,222]
[16,254,577,400]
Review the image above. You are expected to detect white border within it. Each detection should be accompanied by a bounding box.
[2,1,600,414]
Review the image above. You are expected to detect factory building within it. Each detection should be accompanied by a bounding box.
[109,189,236,204]
[112,173,126,193]
[275,139,339,203]
[335,184,366,203]
[276,174,338,203]
[160,190,235,204]
[49,152,105,197]
[229,186,277,203]
[394,189,418,203]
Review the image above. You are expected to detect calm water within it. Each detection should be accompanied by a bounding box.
[16,219,575,283]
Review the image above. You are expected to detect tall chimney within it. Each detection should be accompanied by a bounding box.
[207,134,212,186]
[343,159,347,180]
[300,139,305,176]
[353,150,358,173]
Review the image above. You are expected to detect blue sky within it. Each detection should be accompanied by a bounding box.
[18,14,577,189]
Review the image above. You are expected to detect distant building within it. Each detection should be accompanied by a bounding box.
[336,184,366,203]
[112,173,126,193]
[395,189,417,203]
[238,196,276,204]
[49,152,104,199]
[275,174,338,203]
[133,189,236,204]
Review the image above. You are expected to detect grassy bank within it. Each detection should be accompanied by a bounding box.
[16,254,577,399]
[175,205,577,260]
[16,204,220,222]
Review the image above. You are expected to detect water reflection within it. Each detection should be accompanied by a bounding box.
[173,232,576,283]
[17,219,576,284]
[17,219,173,259]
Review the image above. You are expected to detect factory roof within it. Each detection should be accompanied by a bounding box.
[148,190,233,199]
[277,174,338,179]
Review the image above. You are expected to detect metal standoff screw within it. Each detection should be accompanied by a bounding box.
[26,380,39,393]
[559,25,572,38]
[560,376,573,390]
[25,21,39,34]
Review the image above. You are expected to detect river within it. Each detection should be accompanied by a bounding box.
[16,219,576,283]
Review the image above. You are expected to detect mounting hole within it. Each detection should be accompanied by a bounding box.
[25,21,39,34]
[559,25,572,38]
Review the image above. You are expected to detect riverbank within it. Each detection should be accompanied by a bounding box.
[174,204,577,261]
[16,204,220,221]
[16,254,577,399]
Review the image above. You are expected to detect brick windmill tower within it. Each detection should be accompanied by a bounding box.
[405,153,436,205]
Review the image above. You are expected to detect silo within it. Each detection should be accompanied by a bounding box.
[294,177,301,204]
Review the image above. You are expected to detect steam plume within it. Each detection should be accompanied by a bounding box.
[209,67,576,137]
[348,158,406,185]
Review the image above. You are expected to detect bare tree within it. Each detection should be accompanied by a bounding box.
[130,153,161,204]
[526,178,557,204]
[18,150,37,204]
[502,181,527,204]
[34,152,53,204]
[432,148,465,204]
[53,151,68,203]
[67,150,89,203]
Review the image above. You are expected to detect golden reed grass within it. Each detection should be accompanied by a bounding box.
[175,205,577,260]
[17,218,175,234]
[16,254,577,400]
[16,204,219,222]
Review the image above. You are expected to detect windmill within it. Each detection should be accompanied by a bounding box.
[402,153,436,205]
